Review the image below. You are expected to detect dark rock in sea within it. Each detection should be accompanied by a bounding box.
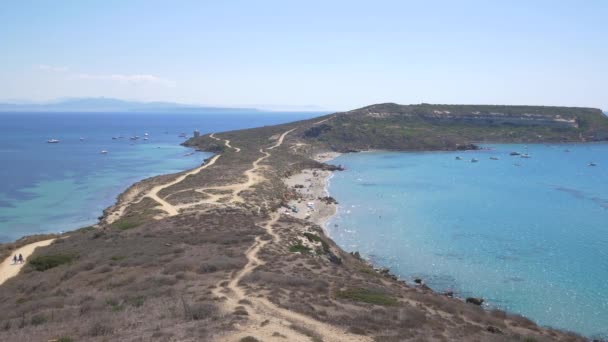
[466,297,484,306]
[486,326,503,334]
[414,278,423,284]
[420,284,432,291]
[319,196,338,204]
[443,291,454,298]
[378,267,390,275]
[350,251,361,260]
[455,144,480,151]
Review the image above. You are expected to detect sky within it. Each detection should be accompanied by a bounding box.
[1,0,606,111]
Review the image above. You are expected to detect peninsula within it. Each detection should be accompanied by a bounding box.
[1,103,607,341]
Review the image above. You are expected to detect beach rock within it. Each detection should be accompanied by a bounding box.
[455,143,480,151]
[328,252,342,265]
[323,164,345,171]
[319,196,338,204]
[420,284,432,291]
[350,251,361,259]
[466,297,484,306]
[378,268,391,275]
[414,278,423,284]
[443,291,454,298]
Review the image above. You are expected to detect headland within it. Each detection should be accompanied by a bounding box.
[1,103,607,341]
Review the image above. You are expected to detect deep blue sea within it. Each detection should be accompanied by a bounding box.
[0,111,320,242]
[327,144,608,338]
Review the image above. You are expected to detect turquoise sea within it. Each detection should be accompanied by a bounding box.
[327,144,608,339]
[0,111,319,242]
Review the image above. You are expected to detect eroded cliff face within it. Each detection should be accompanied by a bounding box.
[369,110,580,128]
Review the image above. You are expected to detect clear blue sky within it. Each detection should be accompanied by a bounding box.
[1,0,606,110]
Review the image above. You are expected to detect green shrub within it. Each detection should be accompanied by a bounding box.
[29,253,76,271]
[110,255,126,261]
[125,296,145,307]
[57,338,74,342]
[240,337,260,342]
[303,232,322,242]
[30,314,47,326]
[110,219,140,231]
[337,288,397,306]
[303,233,329,252]
[289,244,311,254]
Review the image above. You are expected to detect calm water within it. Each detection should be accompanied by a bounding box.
[0,111,320,242]
[327,144,608,338]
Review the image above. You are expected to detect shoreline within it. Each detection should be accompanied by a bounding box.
[285,149,596,338]
[0,129,594,340]
[282,151,341,232]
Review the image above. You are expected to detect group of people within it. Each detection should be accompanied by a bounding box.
[12,254,24,264]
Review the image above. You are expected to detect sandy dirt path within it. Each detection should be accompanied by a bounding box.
[216,213,370,342]
[105,185,143,224]
[210,133,241,152]
[193,129,296,205]
[214,128,370,341]
[0,238,56,286]
[146,154,221,216]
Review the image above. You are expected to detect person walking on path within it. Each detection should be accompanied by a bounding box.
[18,254,23,264]
[12,255,17,265]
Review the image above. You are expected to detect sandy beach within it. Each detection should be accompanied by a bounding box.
[283,152,341,230]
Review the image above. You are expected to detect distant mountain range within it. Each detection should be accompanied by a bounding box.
[0,98,259,113]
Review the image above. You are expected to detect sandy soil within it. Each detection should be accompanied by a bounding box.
[283,152,342,229]
[0,238,56,285]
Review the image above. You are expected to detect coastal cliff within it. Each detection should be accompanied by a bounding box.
[1,103,605,341]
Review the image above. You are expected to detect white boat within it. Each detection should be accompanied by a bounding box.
[455,156,462,160]
[520,154,531,159]
[79,137,85,141]
[47,139,60,143]
[490,157,499,160]
[100,150,108,154]
[471,158,478,163]
[144,132,149,136]
[179,133,187,138]
[143,137,149,141]
[130,136,139,140]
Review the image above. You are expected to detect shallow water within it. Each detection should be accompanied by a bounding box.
[0,111,320,241]
[327,143,608,338]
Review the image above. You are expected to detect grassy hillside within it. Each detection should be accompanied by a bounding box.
[300,103,608,152]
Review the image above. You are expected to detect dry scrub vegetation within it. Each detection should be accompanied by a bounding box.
[0,110,592,341]
[0,209,263,341]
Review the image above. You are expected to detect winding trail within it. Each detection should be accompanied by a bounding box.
[190,128,297,205]
[0,238,56,286]
[210,133,241,152]
[211,127,370,341]
[216,213,369,341]
[145,154,221,216]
